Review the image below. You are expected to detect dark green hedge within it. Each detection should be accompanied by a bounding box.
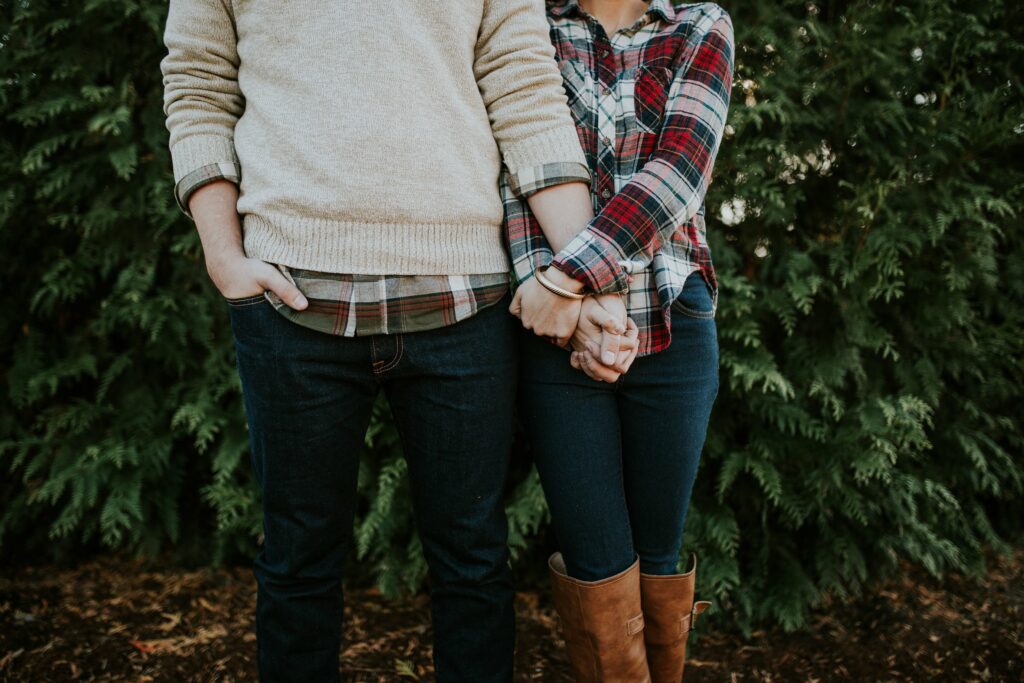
[1,0,1021,630]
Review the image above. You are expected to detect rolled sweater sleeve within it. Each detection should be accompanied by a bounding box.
[160,0,245,219]
[474,0,590,198]
[550,9,735,294]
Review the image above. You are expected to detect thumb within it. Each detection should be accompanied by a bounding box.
[509,287,523,318]
[599,328,621,366]
[586,304,623,364]
[258,263,308,310]
[585,301,624,335]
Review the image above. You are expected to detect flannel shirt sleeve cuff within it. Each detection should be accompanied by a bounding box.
[168,134,240,219]
[550,229,631,295]
[511,248,554,288]
[505,161,591,199]
[173,161,241,218]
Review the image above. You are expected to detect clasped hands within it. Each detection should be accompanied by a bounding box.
[509,268,639,383]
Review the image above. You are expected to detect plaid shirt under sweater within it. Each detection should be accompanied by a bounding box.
[177,164,589,338]
[502,0,734,356]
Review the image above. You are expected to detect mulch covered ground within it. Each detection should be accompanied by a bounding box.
[1,551,1021,682]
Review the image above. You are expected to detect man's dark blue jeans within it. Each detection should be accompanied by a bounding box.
[519,271,720,582]
[226,292,517,683]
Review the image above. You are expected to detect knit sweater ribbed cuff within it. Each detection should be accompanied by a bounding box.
[501,124,588,178]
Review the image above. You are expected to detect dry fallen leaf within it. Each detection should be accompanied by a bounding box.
[157,612,182,632]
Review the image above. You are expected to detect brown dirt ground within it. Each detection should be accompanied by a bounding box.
[0,551,1021,682]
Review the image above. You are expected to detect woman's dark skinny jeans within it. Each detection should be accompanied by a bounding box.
[520,271,720,581]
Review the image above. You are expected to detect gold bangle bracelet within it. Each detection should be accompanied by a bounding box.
[535,267,586,300]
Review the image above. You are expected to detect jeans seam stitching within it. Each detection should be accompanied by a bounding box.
[373,334,404,375]
[672,302,715,319]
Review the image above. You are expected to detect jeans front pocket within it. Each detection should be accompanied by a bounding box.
[224,292,269,307]
[671,271,715,319]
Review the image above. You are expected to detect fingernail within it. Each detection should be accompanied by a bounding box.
[296,295,308,309]
[602,351,616,364]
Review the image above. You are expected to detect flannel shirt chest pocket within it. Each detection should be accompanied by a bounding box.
[624,64,674,134]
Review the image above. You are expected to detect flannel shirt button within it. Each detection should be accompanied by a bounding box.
[601,189,612,199]
[602,136,612,146]
[600,49,610,58]
[601,85,611,96]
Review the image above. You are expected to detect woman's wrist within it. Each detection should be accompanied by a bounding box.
[535,267,586,300]
[538,265,586,295]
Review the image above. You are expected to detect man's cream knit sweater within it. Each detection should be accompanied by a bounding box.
[160,0,588,275]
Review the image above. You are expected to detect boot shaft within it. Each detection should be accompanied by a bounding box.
[548,553,651,683]
[639,554,711,683]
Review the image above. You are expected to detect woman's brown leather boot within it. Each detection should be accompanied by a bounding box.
[639,554,711,683]
[547,552,652,683]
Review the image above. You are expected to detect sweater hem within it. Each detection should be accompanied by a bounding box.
[241,213,512,275]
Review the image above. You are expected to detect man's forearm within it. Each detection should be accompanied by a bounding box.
[188,180,245,267]
[524,180,594,253]
[182,179,308,308]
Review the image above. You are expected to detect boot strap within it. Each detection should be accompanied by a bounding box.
[626,613,645,636]
[680,600,712,635]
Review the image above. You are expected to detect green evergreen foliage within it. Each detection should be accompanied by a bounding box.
[1,0,1021,630]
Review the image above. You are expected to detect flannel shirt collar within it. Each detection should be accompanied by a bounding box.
[547,0,676,24]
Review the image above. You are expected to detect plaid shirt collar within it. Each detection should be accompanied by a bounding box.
[547,0,676,24]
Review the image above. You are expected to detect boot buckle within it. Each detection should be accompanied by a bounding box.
[682,600,712,634]
[690,600,712,629]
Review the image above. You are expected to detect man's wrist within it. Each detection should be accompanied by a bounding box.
[204,245,248,273]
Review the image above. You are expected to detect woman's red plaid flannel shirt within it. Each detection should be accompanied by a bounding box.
[502,0,735,356]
